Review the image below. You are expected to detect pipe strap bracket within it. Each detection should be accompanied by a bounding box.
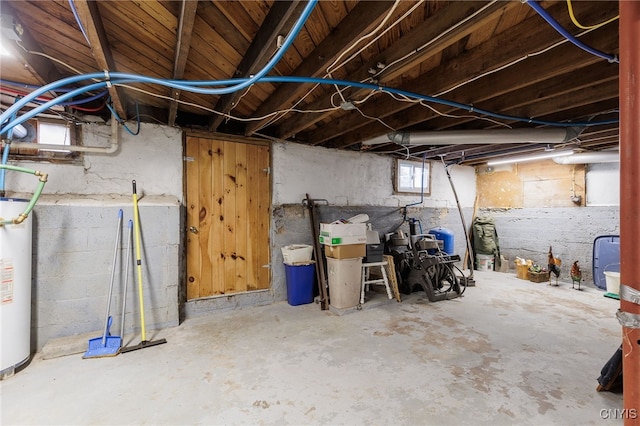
[616,309,640,329]
[104,69,112,88]
[620,284,640,305]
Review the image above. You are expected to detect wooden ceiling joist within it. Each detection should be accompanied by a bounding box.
[168,0,198,126]
[275,0,519,141]
[207,1,304,132]
[73,0,127,119]
[319,5,619,149]
[242,0,396,137]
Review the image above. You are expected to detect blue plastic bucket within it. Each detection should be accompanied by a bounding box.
[284,263,315,306]
[428,227,455,255]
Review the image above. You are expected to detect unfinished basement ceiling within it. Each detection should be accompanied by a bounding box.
[0,0,620,165]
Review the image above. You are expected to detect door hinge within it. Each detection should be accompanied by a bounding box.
[262,264,271,268]
[184,156,194,162]
[262,167,270,174]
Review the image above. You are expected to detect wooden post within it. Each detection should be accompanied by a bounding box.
[619,1,640,423]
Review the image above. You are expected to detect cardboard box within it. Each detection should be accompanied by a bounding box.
[324,244,366,259]
[319,222,367,246]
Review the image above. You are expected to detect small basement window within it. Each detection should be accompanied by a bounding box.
[395,158,431,195]
[7,118,80,163]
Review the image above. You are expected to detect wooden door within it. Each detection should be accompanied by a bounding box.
[185,137,271,299]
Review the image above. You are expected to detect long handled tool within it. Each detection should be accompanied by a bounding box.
[121,180,167,353]
[303,194,329,310]
[120,219,133,341]
[83,209,123,358]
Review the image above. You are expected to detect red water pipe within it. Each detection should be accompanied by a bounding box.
[619,1,640,424]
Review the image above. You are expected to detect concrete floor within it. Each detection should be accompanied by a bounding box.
[1,270,624,425]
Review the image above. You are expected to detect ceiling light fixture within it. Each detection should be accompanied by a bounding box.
[0,42,11,57]
[361,127,583,146]
[0,13,22,58]
[486,150,574,166]
[553,150,619,164]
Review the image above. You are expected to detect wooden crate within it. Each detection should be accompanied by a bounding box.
[529,271,550,283]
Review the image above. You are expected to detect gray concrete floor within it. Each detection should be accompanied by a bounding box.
[1,270,624,425]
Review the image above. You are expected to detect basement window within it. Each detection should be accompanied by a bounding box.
[7,118,80,163]
[395,158,431,195]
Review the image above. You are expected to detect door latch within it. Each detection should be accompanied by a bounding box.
[189,226,199,234]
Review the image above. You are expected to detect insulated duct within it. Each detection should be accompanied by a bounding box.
[361,127,583,146]
[553,151,619,164]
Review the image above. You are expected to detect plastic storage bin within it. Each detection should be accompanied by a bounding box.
[592,235,620,290]
[284,262,315,306]
[326,257,362,309]
[604,271,620,295]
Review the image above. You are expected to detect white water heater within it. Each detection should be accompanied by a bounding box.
[0,198,32,378]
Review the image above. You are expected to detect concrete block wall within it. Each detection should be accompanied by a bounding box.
[30,197,181,350]
[478,207,620,286]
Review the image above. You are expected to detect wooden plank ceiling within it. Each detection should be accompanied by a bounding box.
[0,0,620,165]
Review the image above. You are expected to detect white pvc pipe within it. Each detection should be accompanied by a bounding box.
[553,151,619,164]
[2,115,119,154]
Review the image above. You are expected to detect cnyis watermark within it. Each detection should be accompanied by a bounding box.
[600,408,638,420]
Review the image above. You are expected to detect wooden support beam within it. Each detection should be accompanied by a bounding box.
[168,0,199,126]
[73,0,127,119]
[243,0,395,136]
[619,1,640,424]
[208,1,303,132]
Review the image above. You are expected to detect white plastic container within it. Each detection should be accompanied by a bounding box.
[327,257,362,309]
[604,271,620,295]
[281,244,313,265]
[0,198,33,378]
[476,253,494,271]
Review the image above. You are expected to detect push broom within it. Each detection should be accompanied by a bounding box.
[120,180,167,353]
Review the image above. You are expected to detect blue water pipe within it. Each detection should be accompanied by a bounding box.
[0,73,620,138]
[1,1,621,136]
[526,0,618,63]
[107,101,140,136]
[0,0,315,132]
[0,105,19,193]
